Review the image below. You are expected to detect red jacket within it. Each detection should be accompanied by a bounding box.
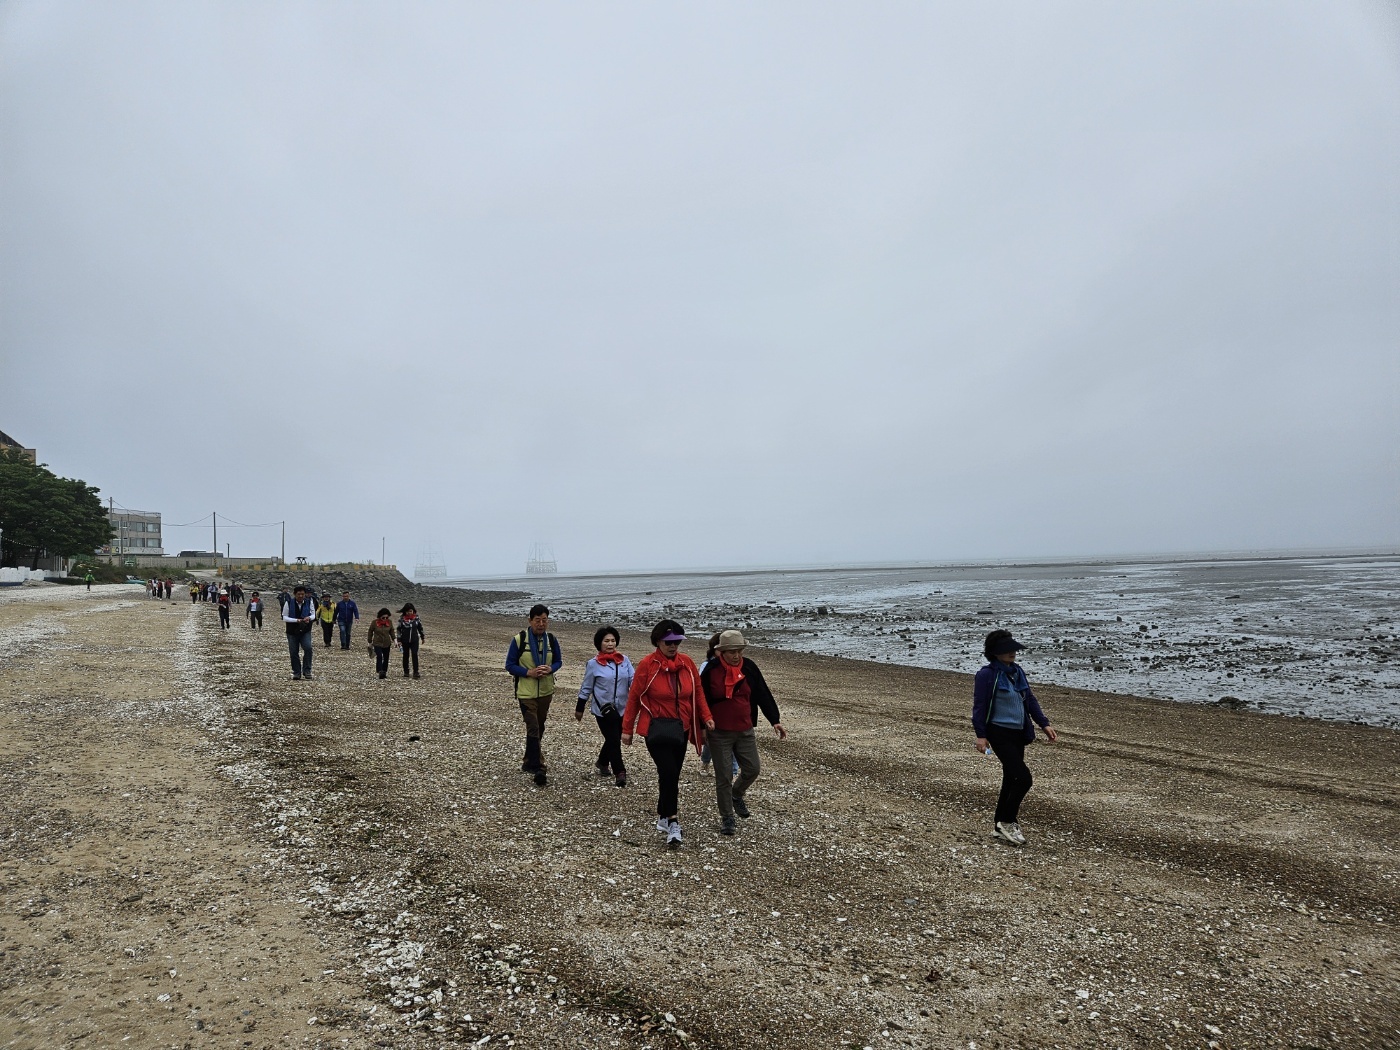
[622,650,713,754]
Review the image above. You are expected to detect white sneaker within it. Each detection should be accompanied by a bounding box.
[994,821,1024,847]
[656,817,669,834]
[666,820,683,848]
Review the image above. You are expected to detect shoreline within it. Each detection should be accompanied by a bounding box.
[2,585,1395,1049]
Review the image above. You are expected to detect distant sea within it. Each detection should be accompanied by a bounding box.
[446,555,1400,729]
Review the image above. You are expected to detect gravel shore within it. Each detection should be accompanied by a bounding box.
[1,585,1395,1049]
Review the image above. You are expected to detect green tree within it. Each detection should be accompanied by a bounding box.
[0,451,111,568]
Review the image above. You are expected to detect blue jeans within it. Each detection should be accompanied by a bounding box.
[338,620,353,649]
[287,631,314,677]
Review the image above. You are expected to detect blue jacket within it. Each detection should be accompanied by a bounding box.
[576,655,635,717]
[972,661,1050,743]
[334,599,359,624]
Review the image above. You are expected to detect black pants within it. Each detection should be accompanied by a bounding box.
[374,646,391,677]
[986,725,1034,825]
[249,610,262,629]
[402,639,419,676]
[594,709,625,776]
[218,606,230,629]
[645,730,688,819]
[321,621,334,646]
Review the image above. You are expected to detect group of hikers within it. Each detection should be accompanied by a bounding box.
[505,604,787,846]
[204,582,1056,849]
[504,604,1056,849]
[187,579,245,603]
[274,583,425,681]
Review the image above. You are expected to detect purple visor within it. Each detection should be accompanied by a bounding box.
[660,632,686,642]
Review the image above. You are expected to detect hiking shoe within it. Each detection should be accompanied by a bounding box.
[720,817,736,836]
[732,797,750,819]
[534,769,548,787]
[656,816,670,834]
[412,672,420,679]
[615,775,627,788]
[700,762,712,776]
[595,763,611,777]
[994,821,1024,847]
[292,675,302,681]
[666,820,683,848]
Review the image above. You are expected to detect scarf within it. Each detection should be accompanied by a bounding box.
[722,659,745,699]
[652,651,682,674]
[596,651,625,666]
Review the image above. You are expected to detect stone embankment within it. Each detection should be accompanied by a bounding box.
[225,566,522,612]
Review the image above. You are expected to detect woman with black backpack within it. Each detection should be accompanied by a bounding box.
[397,603,425,678]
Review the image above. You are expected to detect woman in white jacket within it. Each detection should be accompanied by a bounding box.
[575,625,634,787]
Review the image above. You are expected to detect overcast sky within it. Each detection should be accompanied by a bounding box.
[2,2,1397,576]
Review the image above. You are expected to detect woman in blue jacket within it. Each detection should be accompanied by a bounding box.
[575,625,634,787]
[972,629,1058,847]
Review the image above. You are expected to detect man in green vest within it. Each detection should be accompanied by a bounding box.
[84,571,95,591]
[505,604,562,786]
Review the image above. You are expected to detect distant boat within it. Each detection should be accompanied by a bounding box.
[526,542,557,575]
[414,543,447,581]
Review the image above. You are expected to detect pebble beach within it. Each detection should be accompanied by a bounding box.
[0,582,1395,1049]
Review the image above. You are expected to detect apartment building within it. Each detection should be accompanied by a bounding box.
[105,508,163,555]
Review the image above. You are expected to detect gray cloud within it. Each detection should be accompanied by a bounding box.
[3,1,1396,573]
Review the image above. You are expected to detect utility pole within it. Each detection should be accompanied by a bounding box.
[281,521,285,564]
[382,537,385,566]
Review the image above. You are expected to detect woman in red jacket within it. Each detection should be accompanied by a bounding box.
[622,619,715,849]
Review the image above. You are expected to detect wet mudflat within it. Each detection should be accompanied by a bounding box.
[0,585,1396,1049]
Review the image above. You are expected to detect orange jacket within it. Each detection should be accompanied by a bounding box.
[622,650,712,754]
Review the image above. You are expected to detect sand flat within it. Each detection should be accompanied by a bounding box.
[1,583,1395,1049]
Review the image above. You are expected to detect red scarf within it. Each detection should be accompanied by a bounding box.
[722,658,745,699]
[596,651,625,666]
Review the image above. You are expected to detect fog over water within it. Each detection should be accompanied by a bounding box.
[2,3,1397,574]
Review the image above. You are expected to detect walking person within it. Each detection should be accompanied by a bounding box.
[699,630,786,836]
[505,605,562,786]
[574,625,633,788]
[189,582,199,604]
[334,591,360,650]
[247,591,264,629]
[621,620,714,849]
[317,595,336,647]
[282,585,317,680]
[367,608,396,679]
[217,586,232,629]
[972,630,1059,847]
[84,571,94,591]
[397,603,425,678]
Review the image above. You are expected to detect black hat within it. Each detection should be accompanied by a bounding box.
[984,630,1025,659]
